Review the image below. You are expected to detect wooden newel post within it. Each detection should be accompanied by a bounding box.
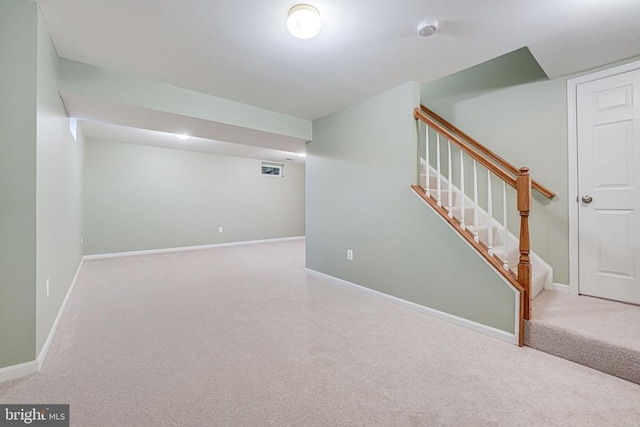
[517,167,532,320]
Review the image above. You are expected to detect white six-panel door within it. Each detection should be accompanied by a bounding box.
[576,68,640,304]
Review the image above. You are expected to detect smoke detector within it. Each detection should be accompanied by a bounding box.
[417,19,439,37]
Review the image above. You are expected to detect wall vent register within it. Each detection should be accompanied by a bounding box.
[261,162,284,177]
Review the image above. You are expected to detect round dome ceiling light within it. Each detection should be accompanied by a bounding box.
[287,4,322,39]
[417,19,439,37]
[175,133,191,141]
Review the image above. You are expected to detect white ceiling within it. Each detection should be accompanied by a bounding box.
[37,0,640,156]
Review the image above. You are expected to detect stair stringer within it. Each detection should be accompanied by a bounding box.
[419,160,553,299]
[410,186,523,346]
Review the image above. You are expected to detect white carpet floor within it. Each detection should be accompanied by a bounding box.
[1,239,640,426]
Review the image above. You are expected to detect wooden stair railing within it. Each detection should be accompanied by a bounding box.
[420,104,555,199]
[413,107,544,347]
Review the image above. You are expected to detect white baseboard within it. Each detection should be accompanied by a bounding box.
[1,256,85,384]
[37,257,85,368]
[544,282,570,294]
[305,268,518,346]
[84,236,306,260]
[0,360,39,384]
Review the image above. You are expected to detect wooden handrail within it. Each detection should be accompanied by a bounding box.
[413,106,537,345]
[420,105,556,199]
[414,108,517,189]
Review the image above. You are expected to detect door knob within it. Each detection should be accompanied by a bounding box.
[581,195,593,204]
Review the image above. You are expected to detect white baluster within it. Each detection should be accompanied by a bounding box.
[487,170,494,256]
[425,125,430,197]
[436,133,442,207]
[460,148,465,230]
[447,140,453,217]
[502,181,509,270]
[473,160,479,243]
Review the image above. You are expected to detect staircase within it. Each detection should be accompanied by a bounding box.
[413,105,640,384]
[412,105,556,346]
[417,163,553,299]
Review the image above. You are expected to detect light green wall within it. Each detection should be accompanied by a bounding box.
[0,0,38,369]
[0,2,85,370]
[421,51,640,286]
[421,49,570,284]
[439,79,569,284]
[421,48,549,116]
[35,9,85,353]
[307,82,516,333]
[83,140,305,255]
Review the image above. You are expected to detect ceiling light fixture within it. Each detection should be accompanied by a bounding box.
[287,4,322,39]
[417,19,439,37]
[297,152,307,158]
[175,133,191,141]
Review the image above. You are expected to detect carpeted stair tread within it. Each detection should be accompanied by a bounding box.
[526,290,640,385]
[525,320,640,385]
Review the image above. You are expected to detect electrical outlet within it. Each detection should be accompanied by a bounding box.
[347,249,353,261]
[218,227,224,233]
[46,278,50,297]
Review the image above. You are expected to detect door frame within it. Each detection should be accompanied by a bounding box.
[567,59,640,296]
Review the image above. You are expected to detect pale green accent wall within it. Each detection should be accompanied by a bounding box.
[35,9,85,353]
[421,52,640,286]
[421,49,570,284]
[0,0,38,369]
[57,59,312,141]
[83,140,305,255]
[438,79,569,284]
[421,48,549,116]
[307,82,516,333]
